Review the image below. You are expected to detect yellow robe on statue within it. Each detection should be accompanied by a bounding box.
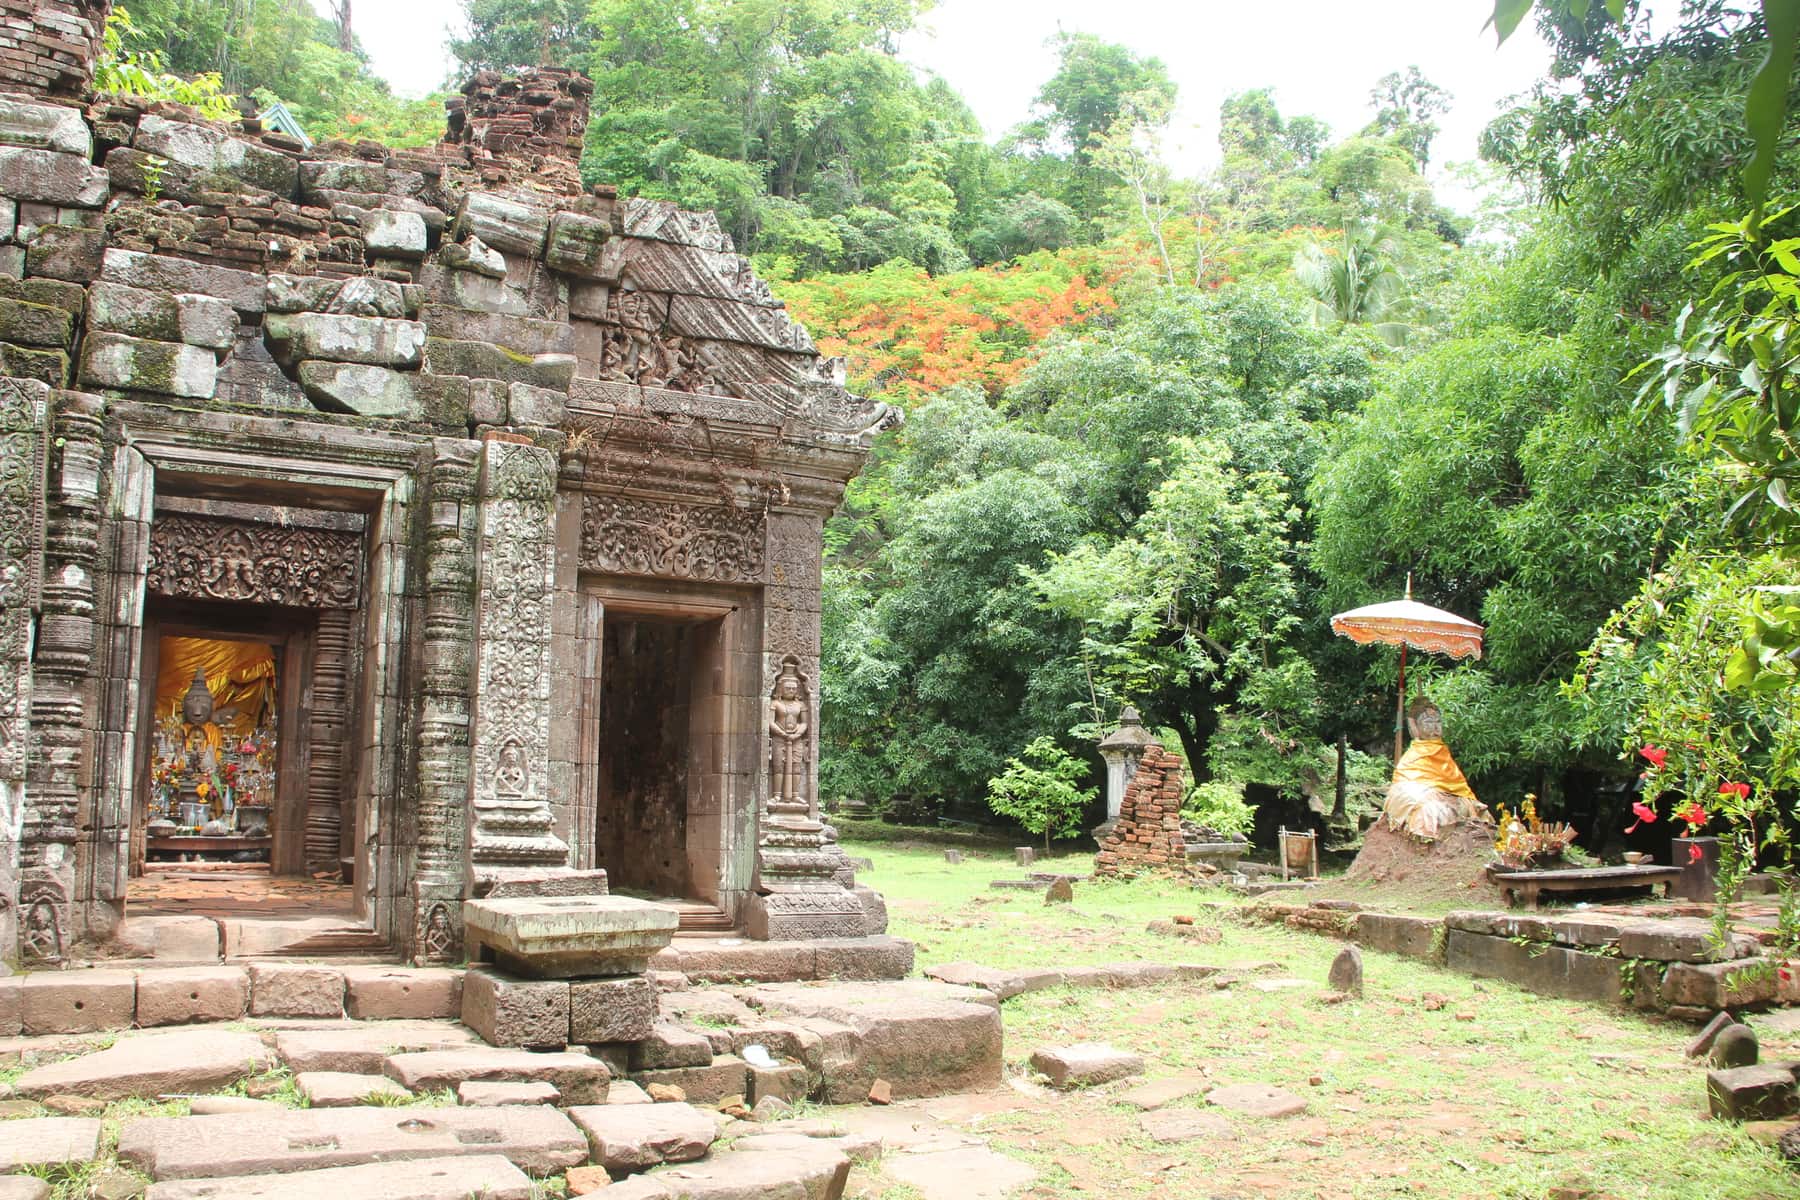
[1383,737,1485,841]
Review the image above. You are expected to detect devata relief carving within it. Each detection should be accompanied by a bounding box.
[147,515,363,609]
[769,655,812,815]
[579,495,766,583]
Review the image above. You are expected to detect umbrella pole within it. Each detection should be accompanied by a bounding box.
[1393,642,1407,764]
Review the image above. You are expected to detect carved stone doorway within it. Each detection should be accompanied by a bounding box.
[595,613,721,911]
[578,582,759,932]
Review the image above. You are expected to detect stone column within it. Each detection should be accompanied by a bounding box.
[742,510,865,941]
[409,439,479,963]
[0,379,49,960]
[464,435,568,896]
[22,386,102,958]
[1094,705,1154,846]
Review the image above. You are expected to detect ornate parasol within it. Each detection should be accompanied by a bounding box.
[1331,576,1484,761]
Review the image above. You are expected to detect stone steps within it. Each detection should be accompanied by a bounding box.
[142,1154,535,1200]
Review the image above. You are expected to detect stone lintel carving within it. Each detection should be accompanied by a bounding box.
[147,513,363,609]
[466,438,568,889]
[0,379,50,615]
[578,494,765,583]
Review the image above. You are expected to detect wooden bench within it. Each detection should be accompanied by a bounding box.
[1487,864,1684,910]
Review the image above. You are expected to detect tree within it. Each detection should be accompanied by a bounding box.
[1292,223,1409,341]
[1365,66,1451,169]
[985,738,1098,851]
[452,0,590,73]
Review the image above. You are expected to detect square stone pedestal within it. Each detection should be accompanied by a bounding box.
[463,895,680,979]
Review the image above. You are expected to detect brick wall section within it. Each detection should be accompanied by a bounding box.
[0,0,110,98]
[1094,744,1188,876]
[446,67,592,162]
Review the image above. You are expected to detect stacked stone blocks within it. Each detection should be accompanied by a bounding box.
[1094,744,1188,877]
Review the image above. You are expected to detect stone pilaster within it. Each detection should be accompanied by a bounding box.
[0,379,49,960]
[743,509,863,940]
[409,439,480,963]
[465,436,568,895]
[22,387,102,958]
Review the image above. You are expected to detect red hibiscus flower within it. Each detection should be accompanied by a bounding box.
[1688,843,1704,864]
[1780,961,1793,985]
[1624,801,1658,834]
[1674,801,1708,829]
[1639,745,1668,769]
[1718,781,1751,801]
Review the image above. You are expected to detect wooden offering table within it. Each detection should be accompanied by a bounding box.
[146,834,273,863]
[1487,864,1684,910]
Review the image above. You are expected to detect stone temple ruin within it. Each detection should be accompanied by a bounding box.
[0,0,903,970]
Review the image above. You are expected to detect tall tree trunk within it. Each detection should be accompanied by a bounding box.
[334,0,353,54]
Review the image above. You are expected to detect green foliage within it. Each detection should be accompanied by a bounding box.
[1292,222,1409,341]
[985,737,1098,851]
[94,7,239,119]
[116,0,445,144]
[1182,779,1254,837]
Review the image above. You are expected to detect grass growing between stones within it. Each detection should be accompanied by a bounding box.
[842,838,1793,1200]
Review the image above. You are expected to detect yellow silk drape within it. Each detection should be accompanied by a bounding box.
[155,636,276,737]
[1391,737,1477,801]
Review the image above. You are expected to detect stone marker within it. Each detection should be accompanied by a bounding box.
[1707,1064,1799,1121]
[1044,877,1075,904]
[0,1116,102,1169]
[141,1153,535,1200]
[385,1048,609,1105]
[1014,847,1036,867]
[1328,946,1364,997]
[295,1071,411,1108]
[117,1105,588,1179]
[1028,1043,1146,1089]
[567,1101,717,1173]
[1688,1010,1739,1059]
[15,1029,274,1101]
[943,850,963,865]
[1711,1024,1759,1069]
[1205,1083,1308,1118]
[462,895,680,978]
[459,1079,561,1106]
[1139,1108,1234,1143]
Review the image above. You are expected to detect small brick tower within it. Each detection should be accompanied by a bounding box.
[1094,744,1189,876]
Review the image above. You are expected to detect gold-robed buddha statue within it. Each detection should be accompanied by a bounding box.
[1382,699,1490,842]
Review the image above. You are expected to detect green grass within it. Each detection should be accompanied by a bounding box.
[846,838,1795,1200]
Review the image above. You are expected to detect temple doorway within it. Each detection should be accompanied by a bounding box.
[594,611,728,922]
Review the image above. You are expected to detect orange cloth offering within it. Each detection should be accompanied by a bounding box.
[1390,738,1475,801]
[1383,735,1486,842]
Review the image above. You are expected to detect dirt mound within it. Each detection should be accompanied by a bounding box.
[1344,817,1504,902]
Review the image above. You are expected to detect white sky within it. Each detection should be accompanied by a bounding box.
[323,0,1553,213]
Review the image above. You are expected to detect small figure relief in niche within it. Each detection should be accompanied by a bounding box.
[22,893,61,961]
[494,738,529,797]
[422,902,455,959]
[768,655,812,812]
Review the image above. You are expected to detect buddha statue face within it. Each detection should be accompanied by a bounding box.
[182,668,215,727]
[1406,699,1445,740]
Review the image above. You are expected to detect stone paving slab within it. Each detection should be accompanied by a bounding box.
[1118,1073,1209,1110]
[566,1101,716,1173]
[637,1144,851,1200]
[273,1021,478,1073]
[141,1153,535,1199]
[15,1029,273,1101]
[457,1080,560,1106]
[0,1117,103,1169]
[385,1047,609,1105]
[117,1104,588,1179]
[295,1071,412,1107]
[0,1178,49,1200]
[1028,1043,1144,1089]
[883,1146,1035,1200]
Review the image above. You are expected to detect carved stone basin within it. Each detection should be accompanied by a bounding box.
[462,894,680,979]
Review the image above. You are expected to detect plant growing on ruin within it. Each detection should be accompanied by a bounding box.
[986,738,1097,853]
[1181,779,1254,838]
[93,8,240,121]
